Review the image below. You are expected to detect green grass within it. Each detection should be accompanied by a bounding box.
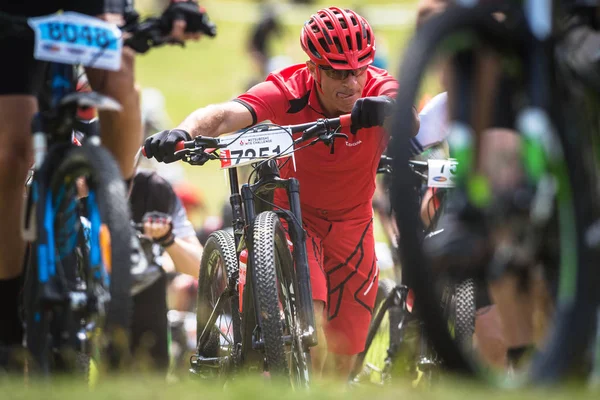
[3,372,599,400]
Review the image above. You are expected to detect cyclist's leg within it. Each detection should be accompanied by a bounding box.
[473,282,508,368]
[81,0,142,180]
[0,97,35,280]
[474,305,507,367]
[85,48,141,179]
[0,2,54,359]
[448,46,537,364]
[305,225,329,377]
[321,205,378,378]
[0,3,54,279]
[481,129,536,363]
[282,213,329,378]
[311,300,327,377]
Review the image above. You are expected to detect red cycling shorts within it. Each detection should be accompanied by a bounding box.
[298,201,378,355]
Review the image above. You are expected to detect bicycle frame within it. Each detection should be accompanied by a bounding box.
[188,116,352,372]
[354,157,454,383]
[242,159,316,347]
[194,159,317,370]
[23,63,108,373]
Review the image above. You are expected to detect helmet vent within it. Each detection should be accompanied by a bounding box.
[358,52,371,63]
[318,38,330,52]
[308,40,322,59]
[332,36,343,53]
[321,28,334,45]
[310,21,319,34]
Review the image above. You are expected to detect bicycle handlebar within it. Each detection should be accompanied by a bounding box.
[142,114,353,158]
[0,9,216,55]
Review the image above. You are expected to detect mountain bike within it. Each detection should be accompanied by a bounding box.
[2,9,214,377]
[388,0,600,386]
[143,115,352,387]
[352,155,476,386]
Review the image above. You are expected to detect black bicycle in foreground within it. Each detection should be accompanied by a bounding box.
[144,115,352,387]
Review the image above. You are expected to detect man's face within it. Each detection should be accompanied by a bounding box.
[307,61,368,115]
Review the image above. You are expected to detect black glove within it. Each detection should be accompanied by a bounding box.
[350,95,395,134]
[161,0,217,37]
[144,129,191,163]
[142,211,174,245]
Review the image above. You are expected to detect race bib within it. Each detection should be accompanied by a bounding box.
[28,12,122,71]
[219,127,294,169]
[427,159,458,188]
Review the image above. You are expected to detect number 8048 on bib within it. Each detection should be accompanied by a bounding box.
[219,127,295,169]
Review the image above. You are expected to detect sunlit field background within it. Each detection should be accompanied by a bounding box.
[8,1,598,397]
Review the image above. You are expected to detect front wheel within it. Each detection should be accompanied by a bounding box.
[452,279,476,350]
[251,211,310,387]
[195,230,240,377]
[24,144,133,375]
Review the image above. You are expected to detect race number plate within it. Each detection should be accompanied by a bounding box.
[28,12,122,71]
[219,127,294,169]
[427,159,458,188]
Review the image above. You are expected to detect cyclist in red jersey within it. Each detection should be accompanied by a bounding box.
[144,6,419,378]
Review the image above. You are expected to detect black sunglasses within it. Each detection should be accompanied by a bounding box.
[318,65,368,80]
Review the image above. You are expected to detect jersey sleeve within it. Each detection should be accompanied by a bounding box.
[364,70,399,99]
[235,80,290,124]
[171,197,197,239]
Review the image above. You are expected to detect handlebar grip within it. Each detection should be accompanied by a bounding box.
[140,140,188,159]
[339,114,352,129]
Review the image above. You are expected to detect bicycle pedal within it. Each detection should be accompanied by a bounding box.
[188,364,214,380]
[364,362,382,373]
[417,357,436,372]
[188,367,204,377]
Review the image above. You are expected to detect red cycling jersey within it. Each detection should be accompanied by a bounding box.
[236,63,398,211]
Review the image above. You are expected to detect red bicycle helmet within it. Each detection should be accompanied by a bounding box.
[300,7,376,70]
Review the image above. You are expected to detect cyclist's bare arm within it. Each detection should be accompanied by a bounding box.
[176,101,254,138]
[165,235,203,278]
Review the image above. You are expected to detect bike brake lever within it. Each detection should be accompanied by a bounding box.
[181,148,219,166]
[302,123,324,141]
